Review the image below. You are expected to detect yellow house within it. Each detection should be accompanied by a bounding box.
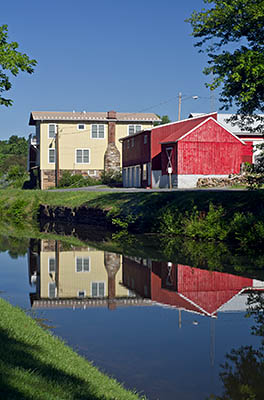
[28,110,160,189]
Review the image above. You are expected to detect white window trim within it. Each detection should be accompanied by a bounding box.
[48,282,57,298]
[48,148,55,164]
[90,281,106,297]
[75,148,90,164]
[77,124,86,131]
[48,257,56,273]
[75,256,90,272]
[90,124,105,139]
[48,124,57,139]
[128,125,142,136]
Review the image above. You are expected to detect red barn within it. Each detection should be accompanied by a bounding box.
[120,112,248,188]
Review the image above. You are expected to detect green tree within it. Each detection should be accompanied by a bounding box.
[0,24,37,106]
[187,0,264,124]
[154,115,171,126]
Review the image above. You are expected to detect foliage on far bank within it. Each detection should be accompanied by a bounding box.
[57,170,122,189]
[158,202,264,249]
[0,135,29,188]
[57,171,99,189]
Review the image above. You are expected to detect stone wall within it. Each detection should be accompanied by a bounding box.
[197,174,248,188]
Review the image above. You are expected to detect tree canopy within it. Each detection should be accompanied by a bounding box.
[154,115,171,126]
[0,24,37,106]
[0,135,28,174]
[187,0,264,122]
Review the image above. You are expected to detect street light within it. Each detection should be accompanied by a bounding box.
[178,92,199,120]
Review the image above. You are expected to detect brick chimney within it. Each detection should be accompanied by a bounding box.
[104,110,120,173]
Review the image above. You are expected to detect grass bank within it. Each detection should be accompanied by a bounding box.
[1,188,264,246]
[0,297,142,400]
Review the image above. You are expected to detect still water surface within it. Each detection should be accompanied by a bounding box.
[0,234,263,400]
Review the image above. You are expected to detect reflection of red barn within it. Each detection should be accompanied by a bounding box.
[123,258,260,317]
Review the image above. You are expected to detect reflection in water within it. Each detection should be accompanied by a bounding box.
[28,239,150,310]
[122,256,264,318]
[28,239,264,319]
[26,238,264,399]
[213,292,264,400]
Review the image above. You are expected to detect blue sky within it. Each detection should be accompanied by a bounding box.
[1,0,220,140]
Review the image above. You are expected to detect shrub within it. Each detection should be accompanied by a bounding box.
[58,171,98,188]
[100,170,122,187]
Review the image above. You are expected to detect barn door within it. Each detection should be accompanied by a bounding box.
[166,147,173,173]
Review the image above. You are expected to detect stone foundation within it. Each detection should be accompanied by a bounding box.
[41,169,102,190]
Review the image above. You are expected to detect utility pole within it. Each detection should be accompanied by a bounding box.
[178,92,182,120]
[55,124,60,187]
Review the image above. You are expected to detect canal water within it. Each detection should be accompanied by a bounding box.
[0,233,263,400]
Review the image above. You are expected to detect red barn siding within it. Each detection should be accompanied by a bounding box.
[241,141,253,163]
[151,114,217,170]
[177,119,244,175]
[122,131,151,167]
[177,264,253,314]
[122,257,151,298]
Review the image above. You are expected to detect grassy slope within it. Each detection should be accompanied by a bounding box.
[0,298,141,400]
[1,188,264,231]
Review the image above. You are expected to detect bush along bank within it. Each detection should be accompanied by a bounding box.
[158,203,264,249]
[1,189,264,248]
[0,298,142,400]
[38,201,264,249]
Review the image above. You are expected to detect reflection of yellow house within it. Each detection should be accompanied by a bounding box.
[29,240,151,310]
[28,110,160,189]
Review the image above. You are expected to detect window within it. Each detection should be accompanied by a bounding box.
[132,138,135,147]
[78,290,86,298]
[91,124,105,139]
[48,124,56,138]
[49,282,56,298]
[91,282,105,297]
[76,257,90,272]
[78,124,85,130]
[49,149,55,163]
[76,149,90,164]
[128,125,142,135]
[144,135,148,144]
[127,140,130,149]
[49,258,56,273]
[143,163,147,180]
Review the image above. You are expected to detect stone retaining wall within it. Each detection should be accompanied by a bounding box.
[197,174,264,188]
[39,204,111,227]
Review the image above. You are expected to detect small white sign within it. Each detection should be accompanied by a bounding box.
[168,167,173,174]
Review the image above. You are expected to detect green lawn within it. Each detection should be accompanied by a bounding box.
[0,298,142,400]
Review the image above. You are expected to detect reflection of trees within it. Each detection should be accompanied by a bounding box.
[161,235,264,281]
[212,292,264,400]
[0,235,29,258]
